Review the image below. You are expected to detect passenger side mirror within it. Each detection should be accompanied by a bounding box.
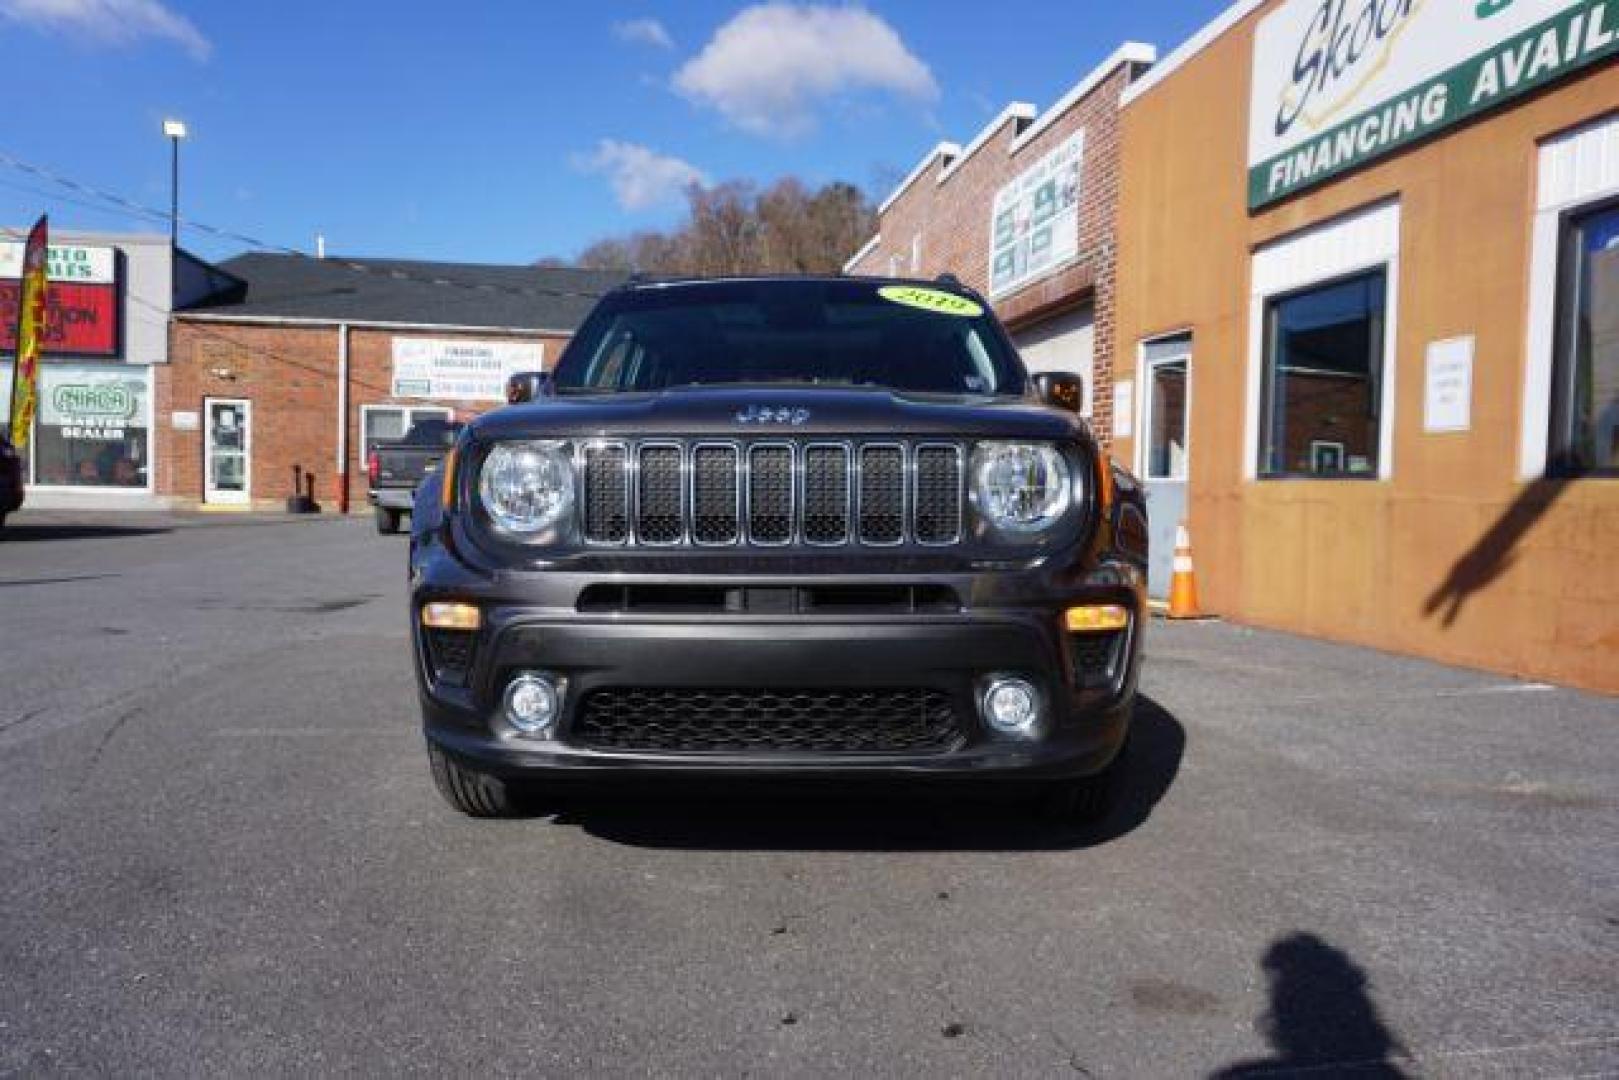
[505,371,553,404]
[1032,371,1084,414]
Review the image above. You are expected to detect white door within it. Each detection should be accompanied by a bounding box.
[204,398,252,505]
[1140,335,1191,598]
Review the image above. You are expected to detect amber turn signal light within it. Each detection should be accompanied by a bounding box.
[1064,604,1130,634]
[421,601,480,631]
[439,446,459,511]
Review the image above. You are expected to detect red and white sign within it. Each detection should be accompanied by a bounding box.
[0,243,120,357]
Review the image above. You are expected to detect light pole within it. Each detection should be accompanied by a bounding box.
[162,118,187,301]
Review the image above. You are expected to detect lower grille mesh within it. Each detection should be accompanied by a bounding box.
[574,687,964,754]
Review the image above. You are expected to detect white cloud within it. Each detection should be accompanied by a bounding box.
[0,0,211,59]
[674,3,936,138]
[613,17,673,49]
[573,140,707,212]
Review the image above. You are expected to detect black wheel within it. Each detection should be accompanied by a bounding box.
[1038,737,1129,825]
[374,507,401,535]
[427,743,521,818]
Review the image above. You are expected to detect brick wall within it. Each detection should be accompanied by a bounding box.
[848,60,1145,454]
[158,320,571,510]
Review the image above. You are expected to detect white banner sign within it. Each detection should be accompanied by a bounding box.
[1248,0,1618,207]
[390,338,544,402]
[989,131,1085,297]
[0,242,116,283]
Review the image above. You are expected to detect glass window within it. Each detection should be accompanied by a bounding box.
[1144,336,1190,481]
[1550,199,1619,475]
[362,406,451,461]
[33,363,150,488]
[1260,270,1386,479]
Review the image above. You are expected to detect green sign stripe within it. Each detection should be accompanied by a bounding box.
[1249,0,1619,210]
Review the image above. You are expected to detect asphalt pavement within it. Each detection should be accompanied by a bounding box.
[1,510,1615,1077]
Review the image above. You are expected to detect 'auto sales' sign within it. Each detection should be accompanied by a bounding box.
[1248,0,1619,209]
[0,242,121,357]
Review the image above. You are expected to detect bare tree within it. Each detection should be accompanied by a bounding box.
[565,177,875,277]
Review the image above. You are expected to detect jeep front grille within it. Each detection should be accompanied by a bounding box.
[579,440,964,548]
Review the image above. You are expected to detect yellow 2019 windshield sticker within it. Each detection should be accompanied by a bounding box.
[877,285,983,318]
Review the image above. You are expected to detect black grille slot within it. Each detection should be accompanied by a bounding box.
[424,628,475,686]
[859,444,905,544]
[1070,630,1124,690]
[637,444,684,544]
[913,445,963,544]
[574,687,964,754]
[801,444,851,544]
[582,443,628,543]
[692,444,740,544]
[747,445,793,544]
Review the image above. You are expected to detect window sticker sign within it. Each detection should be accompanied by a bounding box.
[988,131,1085,298]
[1248,0,1619,209]
[390,338,545,402]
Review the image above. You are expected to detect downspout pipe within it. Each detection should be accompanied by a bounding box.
[336,323,350,514]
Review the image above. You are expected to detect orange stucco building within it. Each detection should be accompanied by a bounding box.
[1111,0,1619,692]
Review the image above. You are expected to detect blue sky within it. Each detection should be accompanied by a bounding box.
[0,0,1229,265]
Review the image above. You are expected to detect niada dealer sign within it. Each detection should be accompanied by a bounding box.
[1248,0,1619,209]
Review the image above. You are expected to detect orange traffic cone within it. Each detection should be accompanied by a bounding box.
[1167,522,1202,619]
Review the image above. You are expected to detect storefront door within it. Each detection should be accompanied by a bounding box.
[1140,335,1191,598]
[204,398,251,505]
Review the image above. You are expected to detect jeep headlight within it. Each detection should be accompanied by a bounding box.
[478,441,574,537]
[970,442,1073,535]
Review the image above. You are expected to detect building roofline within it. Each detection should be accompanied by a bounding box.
[174,311,578,336]
[937,103,1039,186]
[842,233,882,274]
[877,142,962,216]
[1011,41,1157,154]
[870,41,1159,217]
[1121,0,1268,107]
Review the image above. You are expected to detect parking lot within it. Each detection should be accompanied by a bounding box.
[0,511,1615,1076]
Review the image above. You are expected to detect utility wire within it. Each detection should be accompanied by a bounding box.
[0,150,615,304]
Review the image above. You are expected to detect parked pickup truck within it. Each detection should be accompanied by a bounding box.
[408,275,1150,821]
[367,417,463,534]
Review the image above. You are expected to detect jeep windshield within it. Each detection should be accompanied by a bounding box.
[553,279,1028,397]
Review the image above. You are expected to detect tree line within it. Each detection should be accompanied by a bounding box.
[552,178,876,277]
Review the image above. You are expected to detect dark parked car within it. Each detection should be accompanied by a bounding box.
[0,434,23,531]
[409,276,1149,819]
[367,417,463,534]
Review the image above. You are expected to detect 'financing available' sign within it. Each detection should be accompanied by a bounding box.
[390,338,544,402]
[1248,0,1619,209]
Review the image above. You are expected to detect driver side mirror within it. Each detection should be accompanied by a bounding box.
[1032,371,1084,414]
[505,371,553,404]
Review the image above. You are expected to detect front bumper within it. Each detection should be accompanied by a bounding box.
[413,555,1144,784]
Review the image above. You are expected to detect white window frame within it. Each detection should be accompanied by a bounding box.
[1246,199,1401,481]
[18,362,156,495]
[1522,112,1619,479]
[360,404,453,463]
[1137,332,1193,483]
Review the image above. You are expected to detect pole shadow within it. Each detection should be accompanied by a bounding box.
[1422,474,1573,628]
[1212,932,1410,1078]
[532,694,1185,853]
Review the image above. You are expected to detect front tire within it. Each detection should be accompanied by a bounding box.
[374,507,401,535]
[428,744,521,817]
[1038,737,1129,825]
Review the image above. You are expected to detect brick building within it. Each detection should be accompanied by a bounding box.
[160,255,623,511]
[844,44,1156,458]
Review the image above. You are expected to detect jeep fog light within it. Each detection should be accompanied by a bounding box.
[983,678,1041,737]
[503,672,561,737]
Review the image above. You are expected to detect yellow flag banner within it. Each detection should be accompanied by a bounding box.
[7,214,48,450]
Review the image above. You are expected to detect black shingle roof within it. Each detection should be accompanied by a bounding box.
[179,252,626,331]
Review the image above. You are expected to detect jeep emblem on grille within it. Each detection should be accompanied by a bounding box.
[735,405,811,426]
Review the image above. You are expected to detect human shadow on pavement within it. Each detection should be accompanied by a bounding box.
[1212,932,1410,1078]
[545,694,1184,852]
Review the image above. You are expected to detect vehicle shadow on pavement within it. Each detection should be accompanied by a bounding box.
[1211,932,1410,1079]
[0,523,173,542]
[545,695,1185,852]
